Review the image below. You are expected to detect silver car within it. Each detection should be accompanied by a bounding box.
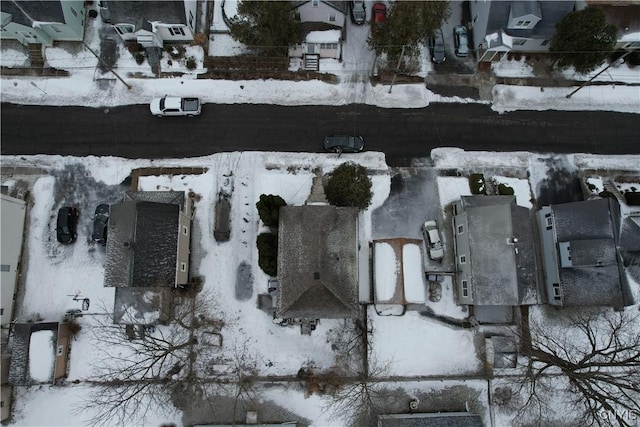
[350,0,366,25]
[423,220,444,261]
[453,25,469,57]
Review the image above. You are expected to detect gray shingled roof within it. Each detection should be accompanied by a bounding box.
[103,1,187,26]
[8,322,58,385]
[486,1,574,39]
[277,205,360,319]
[550,198,630,307]
[461,196,538,306]
[105,192,184,289]
[378,412,483,427]
[0,1,64,27]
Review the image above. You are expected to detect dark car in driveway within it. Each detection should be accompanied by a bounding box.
[56,206,79,244]
[324,135,365,153]
[92,204,110,245]
[429,28,446,64]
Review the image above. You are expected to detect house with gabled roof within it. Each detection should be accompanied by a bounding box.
[536,197,635,308]
[277,205,360,319]
[104,191,193,325]
[470,0,575,64]
[101,1,196,47]
[289,1,347,69]
[0,0,85,47]
[8,322,72,386]
[452,196,540,323]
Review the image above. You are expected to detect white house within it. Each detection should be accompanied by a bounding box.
[1,192,27,329]
[0,0,85,46]
[469,0,575,63]
[101,0,196,48]
[290,1,346,70]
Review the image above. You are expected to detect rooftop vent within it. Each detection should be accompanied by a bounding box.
[314,272,320,280]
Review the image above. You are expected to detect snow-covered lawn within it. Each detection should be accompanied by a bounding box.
[3,148,640,426]
[369,308,482,377]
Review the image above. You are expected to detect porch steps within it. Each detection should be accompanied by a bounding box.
[306,174,328,205]
[602,178,626,205]
[303,54,319,72]
[28,44,45,68]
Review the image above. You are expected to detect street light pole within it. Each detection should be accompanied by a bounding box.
[566,50,632,99]
[82,41,132,90]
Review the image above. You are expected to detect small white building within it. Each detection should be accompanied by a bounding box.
[290,1,346,70]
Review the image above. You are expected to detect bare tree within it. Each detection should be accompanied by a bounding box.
[75,291,227,426]
[516,308,640,427]
[320,318,394,427]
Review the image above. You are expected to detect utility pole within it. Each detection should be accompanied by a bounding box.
[83,41,132,90]
[388,45,405,94]
[565,50,632,99]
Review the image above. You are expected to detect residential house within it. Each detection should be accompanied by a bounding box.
[0,0,85,47]
[101,1,196,48]
[104,191,193,325]
[277,205,360,319]
[1,192,27,330]
[470,0,575,64]
[536,197,635,308]
[452,196,540,323]
[7,322,73,386]
[290,1,347,70]
[588,1,640,52]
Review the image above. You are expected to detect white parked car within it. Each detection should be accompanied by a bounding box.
[150,96,201,117]
[422,220,444,261]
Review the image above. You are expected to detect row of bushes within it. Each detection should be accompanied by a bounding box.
[468,173,514,196]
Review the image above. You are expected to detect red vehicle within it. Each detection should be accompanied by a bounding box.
[371,2,386,24]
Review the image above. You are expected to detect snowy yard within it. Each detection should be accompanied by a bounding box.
[1,1,640,424]
[3,148,639,426]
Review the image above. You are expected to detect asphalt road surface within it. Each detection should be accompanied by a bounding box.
[2,102,639,166]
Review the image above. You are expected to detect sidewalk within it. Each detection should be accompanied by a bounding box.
[1,16,639,114]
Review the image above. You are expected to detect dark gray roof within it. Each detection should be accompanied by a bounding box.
[491,335,518,368]
[378,412,483,427]
[619,217,640,252]
[550,198,631,307]
[461,196,538,306]
[8,322,58,385]
[103,1,187,26]
[277,205,360,319]
[510,1,541,20]
[105,192,184,288]
[0,0,64,27]
[486,1,574,39]
[125,190,185,207]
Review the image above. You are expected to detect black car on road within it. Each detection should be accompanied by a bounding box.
[324,135,365,153]
[92,204,110,245]
[56,206,79,244]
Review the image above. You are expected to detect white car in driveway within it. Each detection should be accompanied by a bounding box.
[150,96,201,117]
[422,220,444,261]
